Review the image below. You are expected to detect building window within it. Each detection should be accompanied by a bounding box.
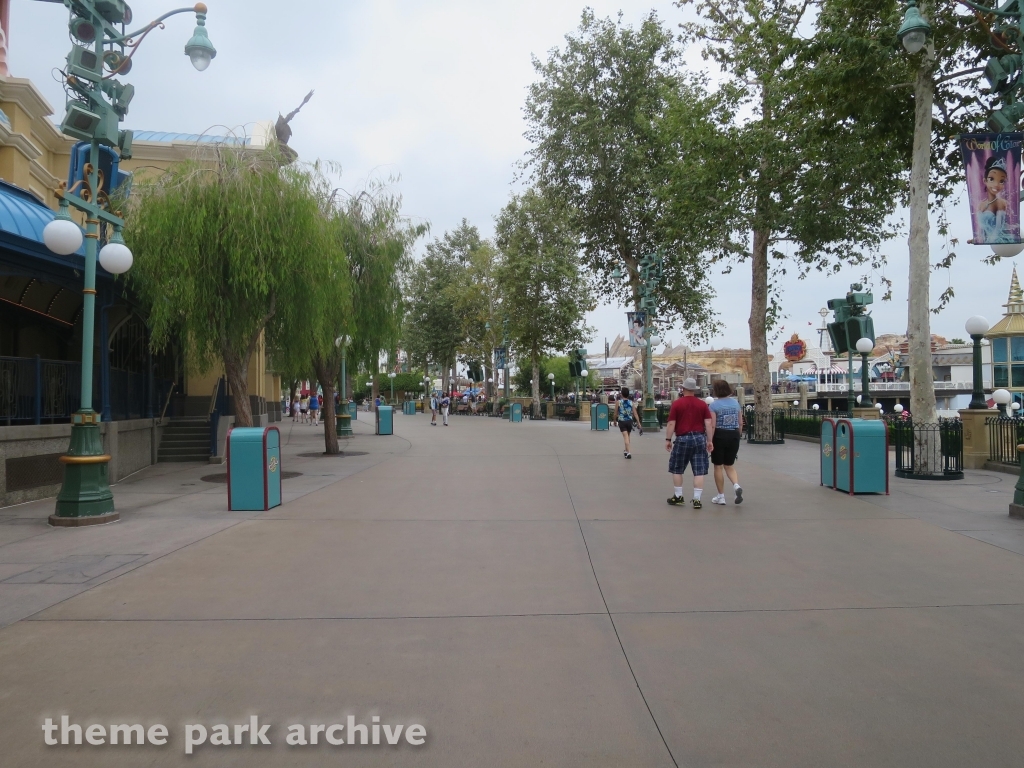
[1012,337,1024,363]
[994,338,1008,363]
[995,365,1009,387]
[1013,366,1024,388]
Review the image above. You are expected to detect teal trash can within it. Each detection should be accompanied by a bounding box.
[591,403,609,431]
[834,419,888,495]
[820,418,837,488]
[376,405,394,435]
[348,401,358,421]
[226,426,282,511]
[510,402,523,422]
[404,401,416,415]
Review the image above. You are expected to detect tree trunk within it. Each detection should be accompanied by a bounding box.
[223,347,253,428]
[312,358,339,455]
[749,226,771,438]
[288,380,297,418]
[531,351,541,417]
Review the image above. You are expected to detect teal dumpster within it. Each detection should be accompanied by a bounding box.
[820,418,837,488]
[376,405,394,435]
[591,403,609,431]
[834,419,888,495]
[348,401,358,421]
[510,402,523,422]
[226,426,282,511]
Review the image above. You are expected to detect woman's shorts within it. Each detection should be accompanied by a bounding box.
[711,430,741,466]
[618,419,633,433]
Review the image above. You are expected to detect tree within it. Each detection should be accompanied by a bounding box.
[495,189,594,415]
[524,10,718,346]
[274,168,421,453]
[808,0,987,459]
[125,146,326,427]
[665,0,912,424]
[402,221,487,393]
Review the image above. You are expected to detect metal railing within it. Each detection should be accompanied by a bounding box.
[745,409,785,444]
[890,419,964,480]
[778,408,851,438]
[986,416,1024,466]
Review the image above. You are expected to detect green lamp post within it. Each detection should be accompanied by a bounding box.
[855,337,874,408]
[41,0,215,527]
[548,372,555,400]
[614,253,663,431]
[335,335,352,437]
[965,316,990,410]
[388,371,396,403]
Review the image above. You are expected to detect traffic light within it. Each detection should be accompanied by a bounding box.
[988,102,1024,133]
[568,349,588,377]
[985,54,1021,94]
[826,284,874,355]
[467,363,483,382]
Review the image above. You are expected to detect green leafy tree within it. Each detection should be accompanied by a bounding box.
[403,221,487,392]
[524,10,718,346]
[665,0,913,421]
[496,189,594,414]
[125,147,326,427]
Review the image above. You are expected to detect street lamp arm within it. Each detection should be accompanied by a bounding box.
[108,6,206,46]
[953,0,1021,19]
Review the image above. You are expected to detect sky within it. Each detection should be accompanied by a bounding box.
[11,0,1017,354]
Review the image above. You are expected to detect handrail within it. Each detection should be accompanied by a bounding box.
[208,379,220,416]
[159,383,176,424]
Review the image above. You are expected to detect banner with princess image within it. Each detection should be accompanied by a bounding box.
[960,132,1023,244]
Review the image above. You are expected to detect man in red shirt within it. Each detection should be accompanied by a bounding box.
[664,377,715,509]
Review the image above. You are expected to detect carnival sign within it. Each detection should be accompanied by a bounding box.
[960,132,1023,244]
[783,334,807,362]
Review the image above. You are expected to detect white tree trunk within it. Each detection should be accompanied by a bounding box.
[907,41,940,472]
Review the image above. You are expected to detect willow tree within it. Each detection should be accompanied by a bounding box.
[495,189,594,416]
[125,146,326,427]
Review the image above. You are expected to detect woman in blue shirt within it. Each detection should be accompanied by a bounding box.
[618,387,635,459]
[708,380,744,505]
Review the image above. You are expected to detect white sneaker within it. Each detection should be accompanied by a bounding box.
[711,494,726,505]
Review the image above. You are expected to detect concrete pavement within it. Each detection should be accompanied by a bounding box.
[0,411,1022,766]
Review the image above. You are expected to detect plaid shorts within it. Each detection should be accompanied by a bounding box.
[669,433,709,476]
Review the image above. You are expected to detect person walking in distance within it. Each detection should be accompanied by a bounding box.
[308,390,320,427]
[440,393,451,426]
[709,380,744,505]
[617,386,636,459]
[430,393,439,426]
[665,378,714,509]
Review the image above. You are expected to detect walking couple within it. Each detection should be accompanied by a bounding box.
[663,378,743,509]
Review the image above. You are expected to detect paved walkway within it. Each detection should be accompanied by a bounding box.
[1,412,1023,766]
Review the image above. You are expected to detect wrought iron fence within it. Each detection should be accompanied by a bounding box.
[777,408,852,438]
[986,416,1024,466]
[554,402,580,421]
[890,419,963,480]
[745,409,785,444]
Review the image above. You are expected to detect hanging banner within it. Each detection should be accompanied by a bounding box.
[494,347,507,370]
[627,311,647,347]
[960,132,1023,244]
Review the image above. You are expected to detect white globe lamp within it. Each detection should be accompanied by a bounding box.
[42,201,84,256]
[812,403,820,411]
[98,238,133,275]
[855,337,874,355]
[993,388,1012,405]
[965,316,990,337]
[991,243,1024,258]
[894,404,904,413]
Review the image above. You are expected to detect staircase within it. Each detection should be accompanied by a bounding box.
[158,418,212,462]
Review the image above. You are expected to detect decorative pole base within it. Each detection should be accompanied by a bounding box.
[51,416,117,526]
[641,406,661,432]
[337,412,353,437]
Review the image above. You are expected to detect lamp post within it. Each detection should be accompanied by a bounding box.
[41,1,216,527]
[965,315,990,410]
[613,252,663,431]
[995,387,1011,417]
[856,337,874,408]
[548,372,555,400]
[580,368,589,403]
[335,336,352,436]
[388,371,396,403]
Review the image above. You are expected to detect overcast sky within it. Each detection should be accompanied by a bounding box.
[12,0,1015,353]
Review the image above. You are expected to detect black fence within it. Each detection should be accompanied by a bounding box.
[986,416,1024,466]
[779,409,851,438]
[554,403,580,421]
[890,419,963,480]
[745,409,785,444]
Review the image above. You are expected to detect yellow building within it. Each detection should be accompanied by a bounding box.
[0,71,282,505]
